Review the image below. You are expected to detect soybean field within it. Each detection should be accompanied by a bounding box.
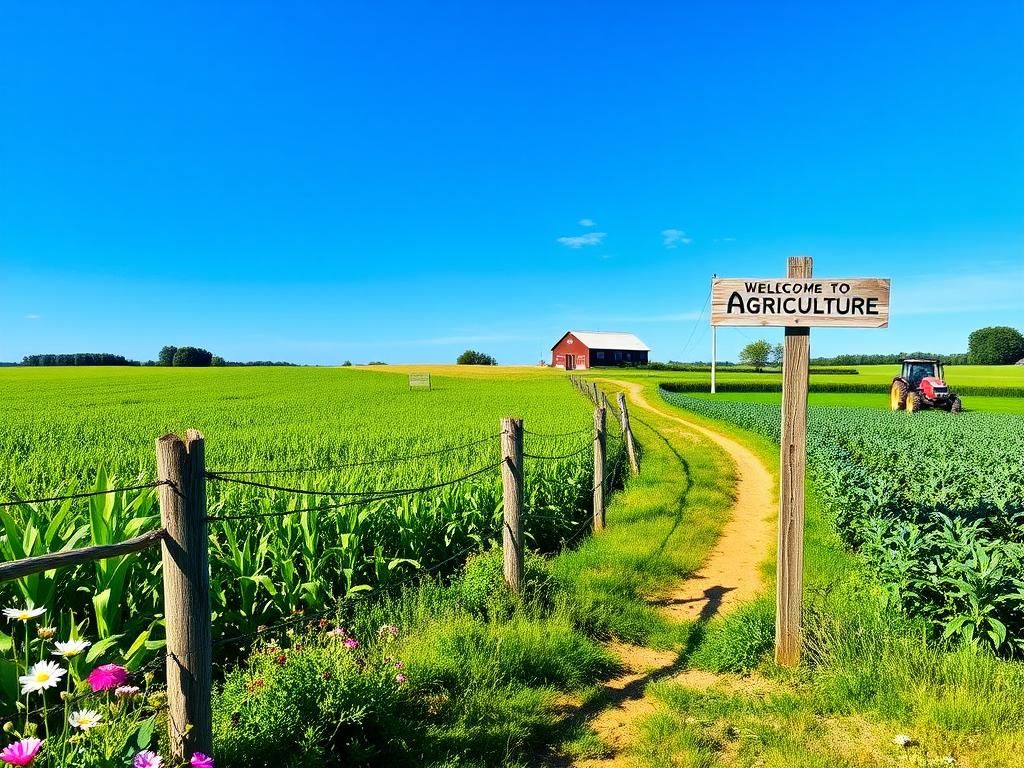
[660,387,1024,655]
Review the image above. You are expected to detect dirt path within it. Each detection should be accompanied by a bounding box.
[570,380,775,767]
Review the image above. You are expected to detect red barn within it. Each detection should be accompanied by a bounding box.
[550,331,650,370]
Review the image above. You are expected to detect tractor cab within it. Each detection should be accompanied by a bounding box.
[890,358,961,413]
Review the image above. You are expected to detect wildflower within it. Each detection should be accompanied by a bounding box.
[326,627,346,638]
[892,734,913,748]
[395,673,407,684]
[0,737,42,766]
[52,639,91,658]
[378,624,399,639]
[133,751,162,768]
[245,678,264,693]
[942,758,957,766]
[68,710,103,731]
[35,627,55,641]
[115,686,141,699]
[86,664,128,692]
[19,661,66,694]
[343,638,359,650]
[274,655,287,666]
[190,753,215,768]
[394,660,404,670]
[3,608,45,623]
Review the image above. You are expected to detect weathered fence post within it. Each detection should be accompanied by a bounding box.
[500,417,524,594]
[156,430,213,761]
[593,407,606,530]
[616,392,640,475]
[590,382,600,405]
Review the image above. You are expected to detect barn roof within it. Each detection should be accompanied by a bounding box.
[554,330,650,352]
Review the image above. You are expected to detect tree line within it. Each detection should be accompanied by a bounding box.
[20,347,296,367]
[740,326,1024,369]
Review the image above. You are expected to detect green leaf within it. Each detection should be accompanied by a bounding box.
[136,716,156,750]
[86,633,124,663]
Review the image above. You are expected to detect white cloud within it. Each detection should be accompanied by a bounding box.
[662,229,693,248]
[712,237,736,243]
[24,314,41,320]
[578,218,596,227]
[557,232,606,248]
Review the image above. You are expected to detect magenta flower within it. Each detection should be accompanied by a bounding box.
[86,663,129,692]
[0,738,42,766]
[190,753,215,768]
[343,637,359,649]
[133,751,162,768]
[395,673,407,684]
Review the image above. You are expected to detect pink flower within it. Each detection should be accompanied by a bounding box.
[395,673,407,684]
[133,751,162,768]
[115,685,141,699]
[0,738,42,766]
[343,638,359,649]
[86,663,129,692]
[326,627,346,637]
[190,753,215,768]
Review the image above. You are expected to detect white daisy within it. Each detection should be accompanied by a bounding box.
[69,709,103,730]
[19,660,66,694]
[52,638,91,658]
[893,734,914,748]
[3,606,46,622]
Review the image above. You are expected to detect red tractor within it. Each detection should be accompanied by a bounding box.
[890,358,962,413]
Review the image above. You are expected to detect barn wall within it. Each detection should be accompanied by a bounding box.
[588,348,650,367]
[551,334,590,370]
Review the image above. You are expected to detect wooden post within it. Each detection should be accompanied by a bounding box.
[591,382,600,405]
[593,407,606,530]
[500,417,524,594]
[616,392,640,475]
[157,430,212,760]
[775,256,812,666]
[711,273,718,394]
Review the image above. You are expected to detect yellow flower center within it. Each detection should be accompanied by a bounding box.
[34,671,51,682]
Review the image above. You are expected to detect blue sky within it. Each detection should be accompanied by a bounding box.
[2,2,1022,365]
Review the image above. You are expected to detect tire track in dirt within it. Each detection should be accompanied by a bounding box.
[569,380,775,767]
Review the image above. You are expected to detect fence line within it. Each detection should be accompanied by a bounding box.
[0,377,636,764]
[0,480,169,508]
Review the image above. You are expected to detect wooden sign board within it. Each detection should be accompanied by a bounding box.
[711,277,890,328]
[408,373,431,390]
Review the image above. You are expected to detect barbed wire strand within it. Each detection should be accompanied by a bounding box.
[206,433,501,477]
[204,460,502,498]
[0,481,169,509]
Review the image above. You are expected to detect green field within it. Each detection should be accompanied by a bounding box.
[0,366,620,679]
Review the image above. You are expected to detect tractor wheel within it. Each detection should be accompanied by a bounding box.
[906,392,922,413]
[890,380,908,411]
[950,396,963,413]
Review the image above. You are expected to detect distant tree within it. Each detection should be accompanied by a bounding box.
[172,346,214,367]
[158,346,178,366]
[769,343,784,368]
[341,360,353,367]
[968,326,1024,365]
[739,340,772,371]
[457,349,497,365]
[211,356,226,367]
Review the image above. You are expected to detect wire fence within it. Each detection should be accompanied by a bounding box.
[0,376,640,758]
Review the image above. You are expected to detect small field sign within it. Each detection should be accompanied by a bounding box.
[409,372,431,390]
[711,257,890,667]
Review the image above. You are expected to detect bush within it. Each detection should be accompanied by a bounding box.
[213,633,407,767]
[456,350,497,366]
[460,549,554,618]
[968,326,1024,365]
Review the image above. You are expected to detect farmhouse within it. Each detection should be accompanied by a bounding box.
[550,330,650,370]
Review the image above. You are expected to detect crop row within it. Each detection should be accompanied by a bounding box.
[659,387,1024,654]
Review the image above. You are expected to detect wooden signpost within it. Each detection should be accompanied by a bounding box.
[711,257,890,666]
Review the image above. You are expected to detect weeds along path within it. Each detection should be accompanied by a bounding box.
[569,380,775,767]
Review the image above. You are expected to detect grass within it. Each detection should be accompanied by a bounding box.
[683,390,1024,413]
